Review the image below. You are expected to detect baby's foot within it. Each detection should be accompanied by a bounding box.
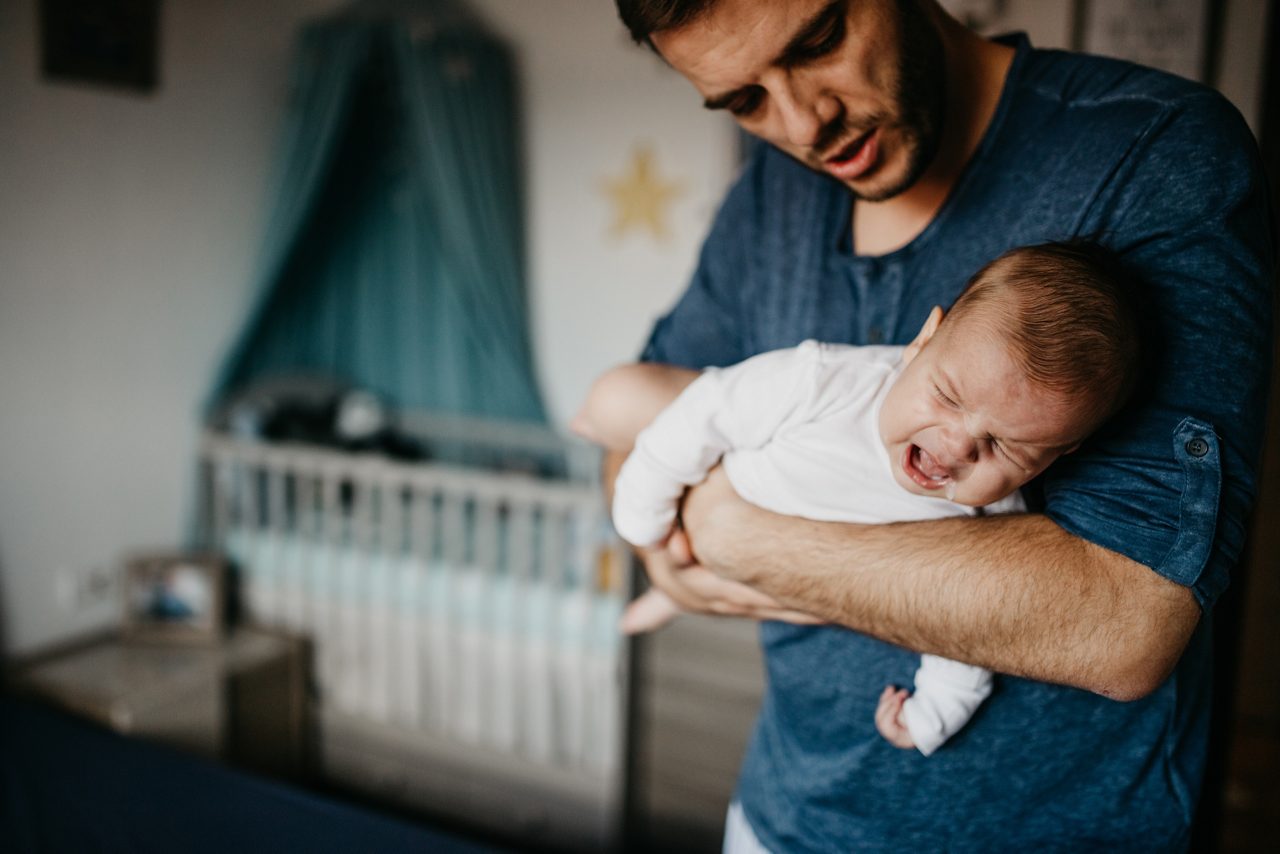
[874,685,917,750]
[620,588,683,634]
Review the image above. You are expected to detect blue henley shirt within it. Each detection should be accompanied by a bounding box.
[641,34,1273,852]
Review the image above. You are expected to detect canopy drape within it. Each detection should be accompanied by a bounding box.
[204,0,546,424]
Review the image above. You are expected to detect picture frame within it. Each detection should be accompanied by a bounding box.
[38,0,161,93]
[1079,0,1214,83]
[122,553,226,644]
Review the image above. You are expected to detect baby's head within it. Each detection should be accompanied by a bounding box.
[879,242,1141,506]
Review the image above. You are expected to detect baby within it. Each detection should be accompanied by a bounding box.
[574,242,1142,756]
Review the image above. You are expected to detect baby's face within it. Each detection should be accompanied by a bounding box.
[878,315,1096,507]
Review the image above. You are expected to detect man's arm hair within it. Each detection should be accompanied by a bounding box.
[681,471,1200,701]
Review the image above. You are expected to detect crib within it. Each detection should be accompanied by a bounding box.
[197,415,632,850]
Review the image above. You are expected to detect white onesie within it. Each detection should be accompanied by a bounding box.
[612,340,1025,756]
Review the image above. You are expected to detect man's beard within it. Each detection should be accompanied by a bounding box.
[814,0,948,202]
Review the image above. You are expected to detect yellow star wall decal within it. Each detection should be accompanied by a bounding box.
[601,145,685,241]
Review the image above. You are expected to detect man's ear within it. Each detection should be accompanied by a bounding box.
[902,306,944,365]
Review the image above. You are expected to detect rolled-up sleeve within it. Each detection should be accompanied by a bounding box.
[1043,91,1273,611]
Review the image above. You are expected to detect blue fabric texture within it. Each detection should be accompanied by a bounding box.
[0,696,501,853]
[642,36,1273,852]
[206,2,545,424]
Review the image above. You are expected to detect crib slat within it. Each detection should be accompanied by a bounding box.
[295,460,322,635]
[210,459,231,551]
[471,496,502,749]
[264,461,289,628]
[440,489,468,737]
[374,474,403,725]
[317,464,344,709]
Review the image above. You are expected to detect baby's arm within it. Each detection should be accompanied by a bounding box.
[575,347,823,631]
[572,363,700,453]
[875,655,994,756]
[573,363,702,633]
[608,345,822,549]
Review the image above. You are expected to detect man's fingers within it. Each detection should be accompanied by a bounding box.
[753,608,825,625]
[620,589,683,634]
[666,526,695,565]
[677,566,779,607]
[637,547,713,613]
[637,545,824,624]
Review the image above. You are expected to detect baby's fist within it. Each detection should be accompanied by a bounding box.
[874,686,916,750]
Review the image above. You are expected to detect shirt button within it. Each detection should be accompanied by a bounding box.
[1185,437,1209,458]
[867,327,883,344]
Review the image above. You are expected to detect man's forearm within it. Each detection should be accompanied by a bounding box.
[683,474,1200,700]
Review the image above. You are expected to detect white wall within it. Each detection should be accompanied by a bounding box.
[0,0,1269,655]
[0,0,345,654]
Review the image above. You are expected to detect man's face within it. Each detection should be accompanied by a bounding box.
[878,311,1094,507]
[651,0,947,201]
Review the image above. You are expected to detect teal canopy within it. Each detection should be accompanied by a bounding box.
[205,0,546,424]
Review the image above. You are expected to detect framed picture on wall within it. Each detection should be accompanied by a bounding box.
[122,553,225,644]
[39,0,161,93]
[1080,0,1213,83]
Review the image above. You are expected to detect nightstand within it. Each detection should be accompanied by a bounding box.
[11,627,308,780]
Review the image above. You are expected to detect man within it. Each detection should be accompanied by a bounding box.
[608,0,1273,850]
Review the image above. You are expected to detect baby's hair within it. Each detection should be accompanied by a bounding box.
[945,242,1143,424]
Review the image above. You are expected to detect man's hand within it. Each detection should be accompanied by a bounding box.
[631,526,824,626]
[605,448,823,627]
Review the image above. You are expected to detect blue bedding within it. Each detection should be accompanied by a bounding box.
[0,695,503,853]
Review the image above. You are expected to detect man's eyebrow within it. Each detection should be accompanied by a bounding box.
[775,0,847,67]
[703,89,747,111]
[702,0,846,111]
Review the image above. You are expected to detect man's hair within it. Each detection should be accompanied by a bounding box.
[946,242,1144,424]
[614,0,714,45]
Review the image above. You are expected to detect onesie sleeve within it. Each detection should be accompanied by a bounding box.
[900,655,994,757]
[1045,92,1273,610]
[612,343,822,547]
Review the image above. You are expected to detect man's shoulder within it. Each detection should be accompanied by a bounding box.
[1019,45,1248,137]
[997,45,1260,204]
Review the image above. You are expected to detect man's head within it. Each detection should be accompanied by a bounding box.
[616,0,948,201]
[879,242,1143,506]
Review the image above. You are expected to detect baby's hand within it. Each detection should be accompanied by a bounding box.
[619,588,684,634]
[875,686,916,750]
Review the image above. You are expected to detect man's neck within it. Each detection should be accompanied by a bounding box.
[852,15,1015,257]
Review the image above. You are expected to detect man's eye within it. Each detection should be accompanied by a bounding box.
[792,13,846,63]
[729,87,765,117]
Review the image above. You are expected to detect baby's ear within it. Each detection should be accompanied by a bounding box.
[903,306,944,364]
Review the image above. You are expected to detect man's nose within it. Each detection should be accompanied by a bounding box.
[770,76,825,148]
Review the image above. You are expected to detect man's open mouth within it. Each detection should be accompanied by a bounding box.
[902,444,951,490]
[823,128,878,181]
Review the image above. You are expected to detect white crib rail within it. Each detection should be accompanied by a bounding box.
[198,430,631,845]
